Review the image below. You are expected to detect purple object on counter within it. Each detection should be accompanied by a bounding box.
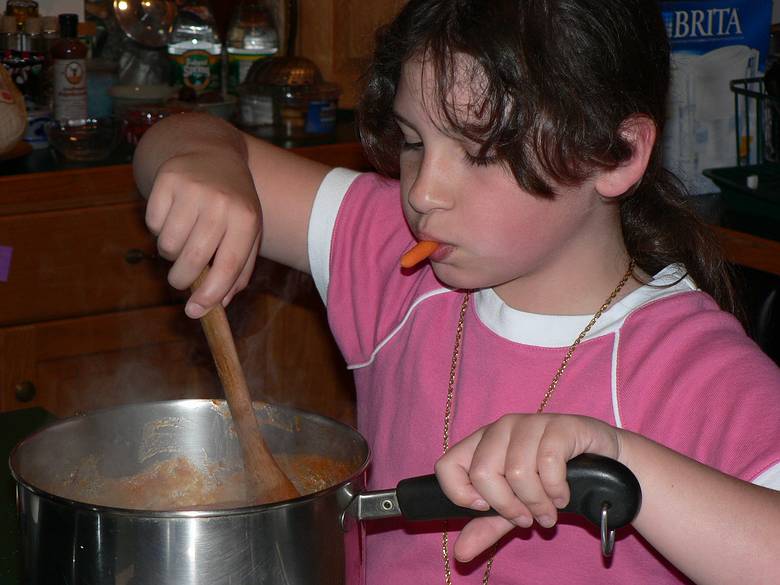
[0,246,12,282]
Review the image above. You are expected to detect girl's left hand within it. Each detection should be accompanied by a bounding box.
[434,413,623,562]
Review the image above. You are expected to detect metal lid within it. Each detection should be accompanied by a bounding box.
[244,56,323,87]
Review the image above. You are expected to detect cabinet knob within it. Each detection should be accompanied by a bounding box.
[15,380,36,403]
[125,248,156,264]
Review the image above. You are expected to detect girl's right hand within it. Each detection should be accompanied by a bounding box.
[144,150,262,319]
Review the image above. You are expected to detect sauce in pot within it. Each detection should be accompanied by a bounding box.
[48,453,355,510]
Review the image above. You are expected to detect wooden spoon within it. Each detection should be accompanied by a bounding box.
[192,268,300,504]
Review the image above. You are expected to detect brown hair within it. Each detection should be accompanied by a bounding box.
[357,0,740,315]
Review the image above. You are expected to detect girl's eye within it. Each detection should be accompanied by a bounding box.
[464,151,498,167]
[402,140,423,151]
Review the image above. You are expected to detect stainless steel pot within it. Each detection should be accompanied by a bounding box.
[10,400,370,585]
[10,400,641,585]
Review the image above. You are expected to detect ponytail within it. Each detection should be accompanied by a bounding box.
[621,162,742,318]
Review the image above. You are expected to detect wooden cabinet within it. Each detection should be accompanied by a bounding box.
[297,0,406,109]
[213,0,405,109]
[0,143,370,424]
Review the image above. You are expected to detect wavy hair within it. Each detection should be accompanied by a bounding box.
[357,0,739,315]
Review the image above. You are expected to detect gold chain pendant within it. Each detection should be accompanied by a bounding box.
[441,260,635,584]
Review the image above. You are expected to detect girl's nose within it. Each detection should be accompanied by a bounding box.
[407,157,454,214]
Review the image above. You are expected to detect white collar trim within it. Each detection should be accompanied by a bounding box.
[474,264,697,347]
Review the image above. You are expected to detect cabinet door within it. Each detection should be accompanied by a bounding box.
[0,304,218,417]
[299,0,406,108]
[0,201,176,327]
[1,266,355,424]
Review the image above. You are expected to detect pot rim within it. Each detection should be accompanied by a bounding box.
[9,399,372,519]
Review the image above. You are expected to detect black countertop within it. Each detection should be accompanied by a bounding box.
[0,112,361,178]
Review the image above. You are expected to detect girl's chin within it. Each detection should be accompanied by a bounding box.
[429,263,493,291]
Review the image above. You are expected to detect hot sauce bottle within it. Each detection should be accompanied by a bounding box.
[51,13,86,120]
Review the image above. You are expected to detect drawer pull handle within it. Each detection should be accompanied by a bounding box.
[125,248,156,264]
[15,380,36,403]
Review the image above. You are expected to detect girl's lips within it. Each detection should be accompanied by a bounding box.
[428,243,453,263]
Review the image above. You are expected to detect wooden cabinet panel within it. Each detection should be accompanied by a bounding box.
[0,202,176,326]
[0,145,368,424]
[0,266,355,424]
[0,306,213,417]
[298,0,406,108]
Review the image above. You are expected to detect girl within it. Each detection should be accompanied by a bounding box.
[134,0,780,583]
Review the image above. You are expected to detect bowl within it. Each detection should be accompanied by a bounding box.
[192,95,238,120]
[45,117,122,161]
[165,94,238,121]
[109,84,178,115]
[122,104,192,145]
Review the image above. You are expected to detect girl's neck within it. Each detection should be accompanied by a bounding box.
[492,248,640,316]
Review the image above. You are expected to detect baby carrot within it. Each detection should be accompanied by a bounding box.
[400,240,439,268]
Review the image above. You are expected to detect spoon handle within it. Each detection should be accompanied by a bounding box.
[193,268,300,503]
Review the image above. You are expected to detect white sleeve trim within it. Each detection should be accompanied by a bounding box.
[611,330,623,428]
[753,462,780,491]
[347,287,453,370]
[307,168,361,305]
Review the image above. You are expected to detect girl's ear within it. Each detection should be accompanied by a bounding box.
[594,115,656,198]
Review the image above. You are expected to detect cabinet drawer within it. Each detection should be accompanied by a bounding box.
[0,202,179,326]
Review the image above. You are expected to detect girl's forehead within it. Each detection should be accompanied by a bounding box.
[396,53,490,128]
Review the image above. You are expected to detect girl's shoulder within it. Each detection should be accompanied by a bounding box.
[618,264,748,351]
[615,268,780,485]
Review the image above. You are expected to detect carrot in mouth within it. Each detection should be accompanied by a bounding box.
[400,240,439,268]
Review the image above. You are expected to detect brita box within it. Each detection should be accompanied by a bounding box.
[660,0,773,195]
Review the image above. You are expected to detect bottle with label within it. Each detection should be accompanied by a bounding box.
[226,0,278,94]
[51,13,87,120]
[167,0,222,95]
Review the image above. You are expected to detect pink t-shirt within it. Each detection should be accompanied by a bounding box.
[307,170,780,584]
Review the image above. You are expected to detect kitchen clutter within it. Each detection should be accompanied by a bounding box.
[0,0,340,161]
[238,55,340,139]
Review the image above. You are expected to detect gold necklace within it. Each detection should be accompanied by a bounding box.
[441,260,635,585]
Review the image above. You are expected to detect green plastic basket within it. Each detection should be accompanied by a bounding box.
[701,77,780,237]
[703,164,780,238]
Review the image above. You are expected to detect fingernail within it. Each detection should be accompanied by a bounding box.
[553,498,567,508]
[186,302,205,319]
[512,515,532,527]
[470,499,489,511]
[537,515,555,528]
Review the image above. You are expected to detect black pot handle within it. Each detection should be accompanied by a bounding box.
[395,453,641,555]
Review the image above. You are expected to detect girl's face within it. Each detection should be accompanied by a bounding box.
[394,56,625,312]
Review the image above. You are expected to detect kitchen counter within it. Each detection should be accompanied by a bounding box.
[0,112,363,178]
[1,408,56,584]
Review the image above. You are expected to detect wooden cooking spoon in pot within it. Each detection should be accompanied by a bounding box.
[192,268,300,504]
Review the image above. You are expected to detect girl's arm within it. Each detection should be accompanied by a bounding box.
[133,112,330,318]
[620,428,779,584]
[434,414,780,585]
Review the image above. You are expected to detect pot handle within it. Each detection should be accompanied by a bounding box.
[350,454,641,557]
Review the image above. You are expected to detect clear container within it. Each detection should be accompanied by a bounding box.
[238,56,340,138]
[167,0,222,94]
[45,116,121,161]
[122,105,191,145]
[226,0,278,93]
[108,83,177,115]
[4,0,38,29]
